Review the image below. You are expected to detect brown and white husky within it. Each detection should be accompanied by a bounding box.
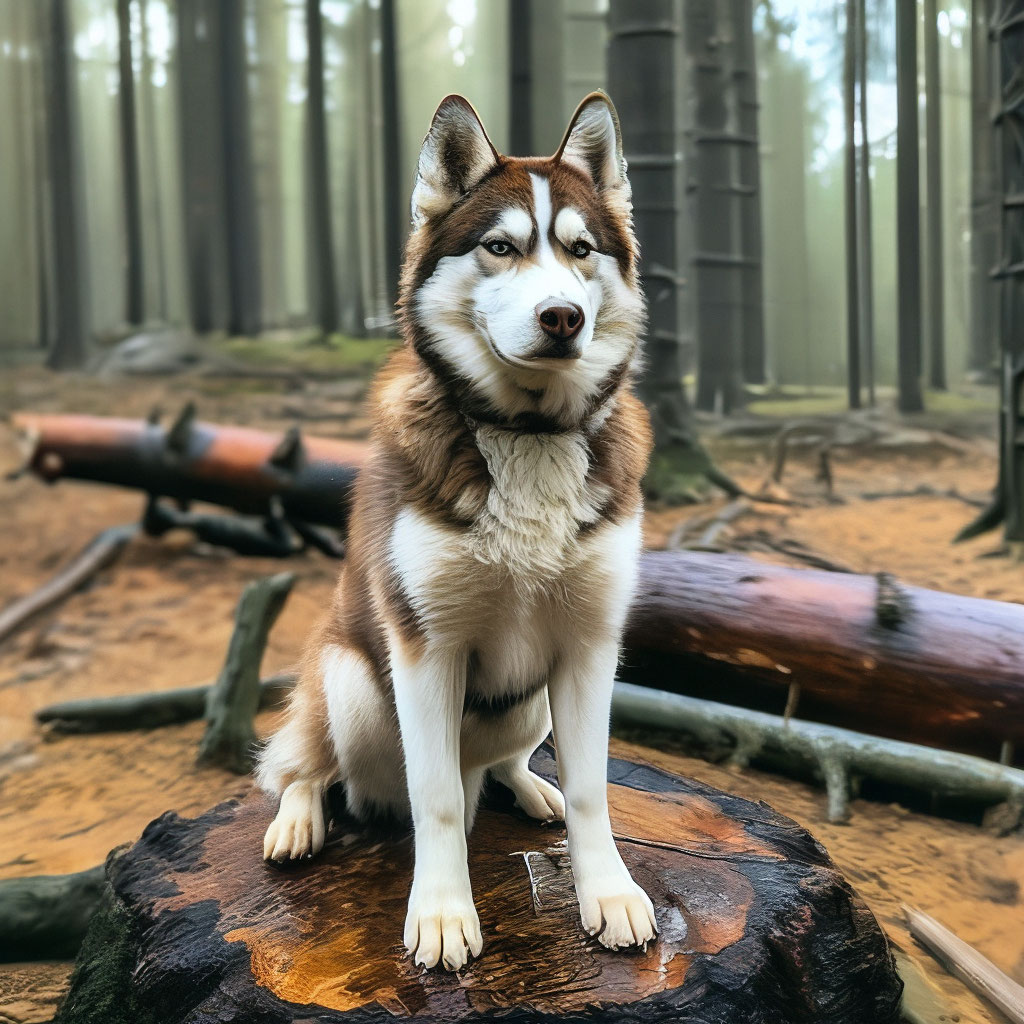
[257,91,656,970]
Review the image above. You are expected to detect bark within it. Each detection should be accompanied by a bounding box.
[305,0,339,334]
[856,0,876,404]
[117,0,144,326]
[607,0,730,502]
[508,0,533,155]
[844,0,861,409]
[970,0,999,376]
[895,0,924,412]
[924,0,946,390]
[732,0,765,385]
[11,412,365,528]
[55,749,902,1023]
[197,573,296,773]
[689,0,745,414]
[622,550,1024,763]
[378,0,402,318]
[42,0,90,368]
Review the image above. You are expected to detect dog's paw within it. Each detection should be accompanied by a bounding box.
[509,770,565,823]
[404,889,483,971]
[263,780,325,862]
[578,876,658,950]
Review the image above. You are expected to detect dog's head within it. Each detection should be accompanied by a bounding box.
[399,93,643,431]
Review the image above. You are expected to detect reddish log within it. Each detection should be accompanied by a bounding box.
[623,551,1024,763]
[11,412,366,528]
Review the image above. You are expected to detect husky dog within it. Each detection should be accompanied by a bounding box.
[258,92,656,970]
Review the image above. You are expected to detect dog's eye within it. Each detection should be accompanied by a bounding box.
[483,240,515,257]
[570,241,592,258]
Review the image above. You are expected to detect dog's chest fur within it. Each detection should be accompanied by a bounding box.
[470,425,608,581]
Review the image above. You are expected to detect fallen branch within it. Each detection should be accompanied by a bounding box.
[902,904,1024,1024]
[197,573,296,773]
[0,524,138,646]
[36,672,297,735]
[0,865,105,961]
[611,682,1024,824]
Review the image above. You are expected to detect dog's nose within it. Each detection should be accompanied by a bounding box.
[534,299,585,357]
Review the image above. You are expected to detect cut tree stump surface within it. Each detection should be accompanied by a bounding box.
[57,749,902,1023]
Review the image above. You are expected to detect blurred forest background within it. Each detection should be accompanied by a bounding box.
[0,0,1009,398]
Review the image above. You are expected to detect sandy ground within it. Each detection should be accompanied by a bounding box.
[0,365,1020,1022]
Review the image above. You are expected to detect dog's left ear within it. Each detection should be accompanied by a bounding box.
[411,95,499,227]
[555,92,629,196]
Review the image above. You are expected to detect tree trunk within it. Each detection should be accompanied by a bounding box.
[378,0,402,322]
[924,0,946,390]
[55,747,902,1024]
[895,0,924,412]
[731,0,765,386]
[220,0,261,336]
[970,0,999,377]
[844,0,861,409]
[690,0,745,414]
[508,0,533,155]
[608,0,724,502]
[116,0,144,327]
[177,0,230,333]
[305,0,339,334]
[42,0,90,368]
[856,0,876,405]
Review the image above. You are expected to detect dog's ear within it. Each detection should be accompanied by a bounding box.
[411,95,499,227]
[555,92,629,196]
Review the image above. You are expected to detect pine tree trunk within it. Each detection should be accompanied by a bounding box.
[117,0,144,326]
[856,0,876,405]
[608,0,722,502]
[378,0,402,322]
[970,0,999,377]
[690,0,744,414]
[508,0,533,155]
[42,0,90,368]
[732,0,765,386]
[305,0,339,334]
[844,0,861,409]
[923,0,946,389]
[895,0,924,413]
[220,0,261,336]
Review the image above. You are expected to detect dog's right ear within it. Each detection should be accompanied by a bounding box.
[411,95,499,227]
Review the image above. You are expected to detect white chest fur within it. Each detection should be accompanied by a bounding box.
[470,425,604,582]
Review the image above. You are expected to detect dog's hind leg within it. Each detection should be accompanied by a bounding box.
[491,757,565,823]
[256,645,339,863]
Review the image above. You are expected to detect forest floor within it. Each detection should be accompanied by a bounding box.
[0,357,1020,1023]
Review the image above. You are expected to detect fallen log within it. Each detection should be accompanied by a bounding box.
[0,524,138,646]
[197,572,296,773]
[35,672,297,734]
[0,865,105,962]
[10,410,366,528]
[54,746,902,1023]
[623,551,1024,764]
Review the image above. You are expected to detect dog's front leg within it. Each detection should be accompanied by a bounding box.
[390,640,482,970]
[549,641,658,949]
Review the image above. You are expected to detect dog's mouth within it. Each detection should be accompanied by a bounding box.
[474,317,581,374]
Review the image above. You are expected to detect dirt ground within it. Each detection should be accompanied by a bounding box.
[0,364,1021,1023]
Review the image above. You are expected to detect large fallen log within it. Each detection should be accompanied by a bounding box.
[622,551,1024,764]
[11,410,365,527]
[55,746,902,1023]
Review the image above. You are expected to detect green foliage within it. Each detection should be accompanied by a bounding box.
[215,332,398,374]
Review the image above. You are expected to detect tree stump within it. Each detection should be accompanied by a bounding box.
[56,749,903,1023]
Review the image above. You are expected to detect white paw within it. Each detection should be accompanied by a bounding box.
[263,781,325,862]
[404,888,483,971]
[578,875,658,950]
[510,770,565,823]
